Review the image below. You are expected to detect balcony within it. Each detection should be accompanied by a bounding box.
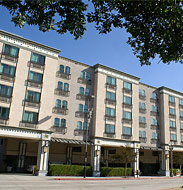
[151,138,158,144]
[106,83,116,90]
[75,111,87,118]
[180,128,183,133]
[123,88,132,95]
[56,71,71,80]
[169,113,176,119]
[0,94,11,104]
[76,94,90,101]
[122,103,132,109]
[169,101,176,107]
[121,135,132,140]
[170,140,177,144]
[54,88,70,97]
[26,80,42,89]
[139,94,146,101]
[0,73,14,83]
[139,108,147,114]
[150,124,159,130]
[29,61,45,70]
[52,107,68,115]
[0,118,8,125]
[151,111,159,116]
[180,116,183,120]
[24,100,40,108]
[122,118,132,124]
[103,132,116,138]
[1,52,18,62]
[139,122,147,128]
[169,127,177,132]
[77,77,91,85]
[105,98,116,106]
[105,115,116,122]
[139,137,147,143]
[51,126,67,134]
[19,121,37,129]
[74,129,87,136]
[150,98,158,103]
[179,104,183,109]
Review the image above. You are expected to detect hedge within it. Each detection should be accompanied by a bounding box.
[48,164,92,176]
[100,167,133,177]
[170,169,178,176]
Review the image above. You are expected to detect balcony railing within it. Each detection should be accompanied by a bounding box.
[151,111,159,116]
[76,94,90,101]
[122,103,133,109]
[179,104,183,109]
[169,127,177,132]
[0,73,14,83]
[106,83,116,90]
[169,113,176,119]
[139,137,147,143]
[121,134,132,140]
[54,88,70,97]
[150,124,159,130]
[180,116,183,120]
[139,108,147,114]
[24,100,40,108]
[123,88,132,95]
[0,118,9,125]
[0,94,11,104]
[52,107,68,115]
[151,138,158,144]
[103,132,116,138]
[26,80,42,89]
[180,128,183,133]
[150,98,158,103]
[19,121,37,129]
[1,52,18,62]
[56,71,71,80]
[105,99,116,105]
[74,128,87,136]
[105,115,116,122]
[139,94,146,100]
[78,77,91,85]
[169,101,176,107]
[75,111,87,118]
[29,61,45,70]
[51,126,67,134]
[122,118,132,124]
[139,122,147,128]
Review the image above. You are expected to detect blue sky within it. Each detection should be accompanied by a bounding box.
[1,6,183,92]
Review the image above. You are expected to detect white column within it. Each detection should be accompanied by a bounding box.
[162,149,170,176]
[92,145,101,177]
[133,148,139,177]
[36,140,50,176]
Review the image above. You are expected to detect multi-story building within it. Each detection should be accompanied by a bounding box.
[0,30,183,176]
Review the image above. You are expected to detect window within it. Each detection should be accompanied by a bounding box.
[139,116,146,124]
[0,107,9,120]
[124,81,132,90]
[139,102,146,109]
[139,89,145,96]
[0,84,12,97]
[179,99,183,105]
[54,118,60,127]
[170,120,176,128]
[64,83,69,91]
[79,87,84,95]
[123,111,132,120]
[169,108,176,115]
[180,111,183,118]
[123,96,132,105]
[57,81,63,90]
[0,64,15,77]
[106,107,116,117]
[170,133,177,141]
[107,91,116,101]
[180,122,183,129]
[123,127,132,136]
[59,65,64,73]
[83,122,87,130]
[181,135,183,142]
[23,111,38,124]
[28,71,43,83]
[152,105,158,112]
[139,131,146,138]
[152,132,158,139]
[108,149,116,154]
[61,119,66,128]
[152,119,158,126]
[169,96,175,103]
[105,124,115,134]
[56,99,61,108]
[78,104,83,112]
[65,66,70,75]
[107,76,116,86]
[26,91,40,103]
[84,105,88,113]
[80,71,85,79]
[31,52,45,65]
[3,44,19,58]
[72,147,82,152]
[86,72,91,80]
[151,92,157,99]
[85,88,90,96]
[62,100,68,109]
[77,121,82,129]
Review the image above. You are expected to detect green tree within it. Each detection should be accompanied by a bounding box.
[1,0,183,65]
[173,152,183,173]
[111,146,136,177]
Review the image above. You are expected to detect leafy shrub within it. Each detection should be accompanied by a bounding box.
[100,167,133,177]
[170,169,178,176]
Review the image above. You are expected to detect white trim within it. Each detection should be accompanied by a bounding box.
[95,68,139,84]
[160,89,183,99]
[0,34,58,58]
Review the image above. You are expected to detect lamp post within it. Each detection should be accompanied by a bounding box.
[169,144,174,177]
[84,95,94,178]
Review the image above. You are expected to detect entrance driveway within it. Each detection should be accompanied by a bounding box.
[0,174,183,190]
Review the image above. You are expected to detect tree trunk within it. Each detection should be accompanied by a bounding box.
[125,163,127,177]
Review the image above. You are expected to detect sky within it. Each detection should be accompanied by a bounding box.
[0,6,183,92]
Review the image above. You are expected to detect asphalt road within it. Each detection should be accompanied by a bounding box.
[0,174,183,190]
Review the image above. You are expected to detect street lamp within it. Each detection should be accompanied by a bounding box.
[84,95,95,178]
[169,143,174,177]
